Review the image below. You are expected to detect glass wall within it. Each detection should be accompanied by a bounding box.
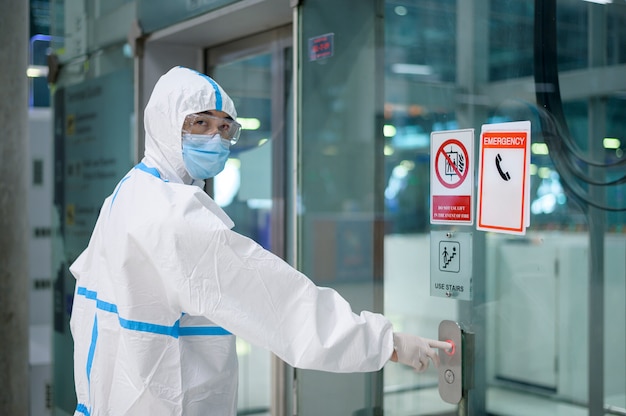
[380,0,626,415]
[50,3,136,415]
[298,0,625,415]
[298,0,386,414]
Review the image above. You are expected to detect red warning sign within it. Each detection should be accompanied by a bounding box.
[476,121,531,235]
[435,139,470,189]
[308,33,334,61]
[430,129,475,225]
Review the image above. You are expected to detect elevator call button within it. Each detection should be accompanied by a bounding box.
[438,320,464,404]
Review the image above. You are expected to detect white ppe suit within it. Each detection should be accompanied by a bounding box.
[69,66,394,416]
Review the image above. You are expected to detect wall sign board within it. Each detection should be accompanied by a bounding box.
[430,231,472,300]
[476,121,531,235]
[430,129,475,225]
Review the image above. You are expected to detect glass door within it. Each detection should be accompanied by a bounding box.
[296,0,625,415]
[381,1,626,415]
[206,25,293,416]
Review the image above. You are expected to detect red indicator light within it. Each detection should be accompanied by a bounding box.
[445,339,455,356]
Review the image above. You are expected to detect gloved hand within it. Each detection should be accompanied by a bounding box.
[391,332,452,372]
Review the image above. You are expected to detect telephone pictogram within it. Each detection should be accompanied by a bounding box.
[495,153,511,181]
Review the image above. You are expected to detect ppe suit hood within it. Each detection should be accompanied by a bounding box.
[143,66,237,183]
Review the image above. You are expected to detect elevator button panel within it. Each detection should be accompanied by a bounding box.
[438,320,463,404]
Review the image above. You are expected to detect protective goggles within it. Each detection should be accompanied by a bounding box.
[183,112,242,145]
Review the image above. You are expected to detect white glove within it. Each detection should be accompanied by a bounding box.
[392,332,452,372]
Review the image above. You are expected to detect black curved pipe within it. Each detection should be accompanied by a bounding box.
[534,0,626,211]
[533,0,571,139]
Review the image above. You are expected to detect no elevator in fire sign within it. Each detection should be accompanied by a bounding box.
[430,129,475,225]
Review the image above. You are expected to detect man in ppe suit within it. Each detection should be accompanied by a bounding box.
[69,66,451,416]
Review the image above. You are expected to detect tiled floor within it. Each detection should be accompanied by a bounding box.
[384,386,626,416]
[56,386,624,415]
[486,388,587,416]
[54,338,626,416]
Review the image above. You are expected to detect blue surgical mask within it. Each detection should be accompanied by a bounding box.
[182,134,230,179]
